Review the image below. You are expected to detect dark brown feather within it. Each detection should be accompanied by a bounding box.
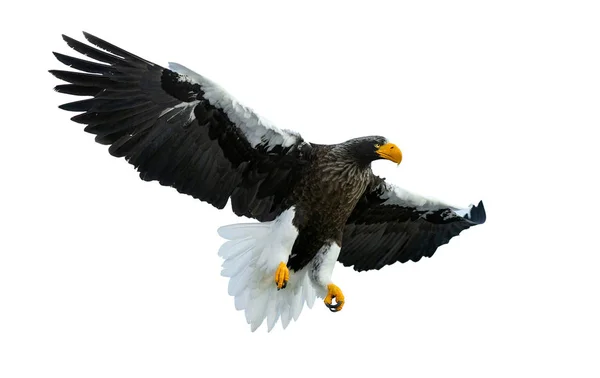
[51,32,311,222]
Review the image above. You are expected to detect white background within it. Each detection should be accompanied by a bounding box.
[1,0,599,377]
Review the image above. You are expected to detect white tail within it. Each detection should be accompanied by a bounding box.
[217,208,317,332]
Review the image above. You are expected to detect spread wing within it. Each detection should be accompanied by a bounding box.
[50,32,311,222]
[339,175,486,271]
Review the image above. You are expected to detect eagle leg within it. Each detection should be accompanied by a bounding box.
[275,262,290,290]
[324,283,345,312]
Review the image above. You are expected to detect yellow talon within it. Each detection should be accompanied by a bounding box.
[274,262,289,290]
[324,283,345,312]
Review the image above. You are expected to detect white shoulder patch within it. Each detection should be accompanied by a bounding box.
[383,184,473,216]
[168,62,300,150]
[382,184,450,209]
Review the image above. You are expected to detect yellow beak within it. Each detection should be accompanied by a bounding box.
[376,142,402,164]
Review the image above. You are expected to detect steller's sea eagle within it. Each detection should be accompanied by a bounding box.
[50,33,486,332]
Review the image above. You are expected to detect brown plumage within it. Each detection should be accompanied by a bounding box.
[288,138,386,271]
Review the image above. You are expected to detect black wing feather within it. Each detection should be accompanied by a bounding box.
[339,176,486,271]
[51,33,310,222]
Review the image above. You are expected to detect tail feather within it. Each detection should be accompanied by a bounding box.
[218,237,253,259]
[249,287,270,331]
[266,291,280,331]
[221,247,254,277]
[217,223,270,240]
[281,305,292,329]
[234,288,249,310]
[217,209,317,332]
[228,265,251,296]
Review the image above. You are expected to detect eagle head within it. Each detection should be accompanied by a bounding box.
[344,136,403,166]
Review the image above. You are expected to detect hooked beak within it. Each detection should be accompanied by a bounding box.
[376,142,402,164]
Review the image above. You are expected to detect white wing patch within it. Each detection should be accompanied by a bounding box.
[168,62,300,151]
[383,183,476,218]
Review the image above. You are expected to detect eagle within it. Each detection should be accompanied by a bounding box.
[50,33,486,332]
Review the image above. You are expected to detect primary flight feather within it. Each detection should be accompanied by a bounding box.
[51,32,486,332]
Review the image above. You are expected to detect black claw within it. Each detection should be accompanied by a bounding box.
[326,301,342,312]
[276,280,288,291]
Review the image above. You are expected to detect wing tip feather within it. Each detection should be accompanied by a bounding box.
[467,200,486,224]
[61,34,76,44]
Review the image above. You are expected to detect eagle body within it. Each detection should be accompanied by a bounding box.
[51,33,487,332]
[288,141,378,271]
